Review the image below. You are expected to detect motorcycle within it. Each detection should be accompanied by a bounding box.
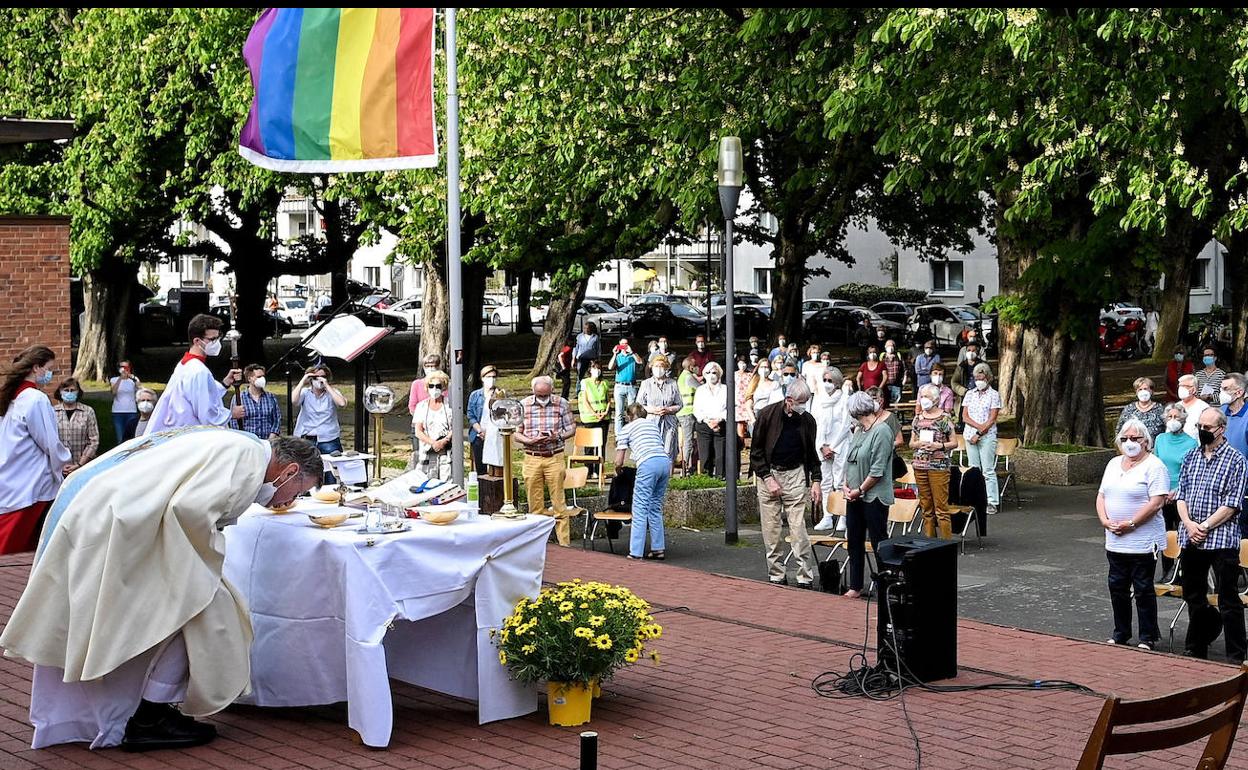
[1099,316,1142,359]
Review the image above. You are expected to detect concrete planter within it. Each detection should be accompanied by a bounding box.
[567,483,760,533]
[1014,447,1117,486]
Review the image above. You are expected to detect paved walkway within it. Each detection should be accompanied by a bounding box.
[1,546,1245,769]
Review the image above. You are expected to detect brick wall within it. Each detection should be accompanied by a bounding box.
[0,216,71,375]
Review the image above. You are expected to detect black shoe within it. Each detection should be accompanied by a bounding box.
[768,577,788,586]
[122,702,217,752]
[796,582,815,590]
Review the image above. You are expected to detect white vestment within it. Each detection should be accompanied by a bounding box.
[0,387,70,513]
[0,427,268,748]
[814,389,852,496]
[142,356,232,435]
[482,395,504,468]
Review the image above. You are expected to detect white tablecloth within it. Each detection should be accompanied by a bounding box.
[222,502,555,747]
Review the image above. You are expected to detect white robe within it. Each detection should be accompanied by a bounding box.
[142,356,232,435]
[0,427,267,748]
[482,395,505,468]
[0,387,70,512]
[814,389,852,496]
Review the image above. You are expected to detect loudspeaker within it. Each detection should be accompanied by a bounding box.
[875,536,958,683]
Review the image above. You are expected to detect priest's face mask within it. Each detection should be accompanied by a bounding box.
[256,462,315,509]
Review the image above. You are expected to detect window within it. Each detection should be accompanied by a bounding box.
[754,268,772,295]
[1192,258,1210,291]
[931,260,964,294]
[364,266,381,286]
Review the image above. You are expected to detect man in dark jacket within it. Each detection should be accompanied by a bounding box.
[750,378,822,588]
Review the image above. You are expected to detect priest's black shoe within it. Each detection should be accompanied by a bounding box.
[122,700,217,752]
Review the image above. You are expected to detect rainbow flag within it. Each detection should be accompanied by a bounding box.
[239,8,437,172]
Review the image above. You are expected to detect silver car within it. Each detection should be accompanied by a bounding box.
[576,299,630,335]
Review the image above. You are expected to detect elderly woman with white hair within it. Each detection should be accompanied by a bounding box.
[813,367,853,532]
[909,383,959,539]
[960,362,1004,514]
[1176,373,1210,441]
[842,390,895,598]
[1096,417,1169,649]
[693,361,729,477]
[411,369,453,479]
[1116,376,1165,440]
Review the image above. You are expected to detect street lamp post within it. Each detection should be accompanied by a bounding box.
[718,137,743,545]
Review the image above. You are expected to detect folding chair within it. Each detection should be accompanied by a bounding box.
[585,468,633,553]
[567,427,606,490]
[1076,664,1248,769]
[1168,537,1248,652]
[586,509,631,553]
[563,465,590,537]
[1153,530,1182,599]
[785,491,846,567]
[951,434,968,469]
[995,437,1021,509]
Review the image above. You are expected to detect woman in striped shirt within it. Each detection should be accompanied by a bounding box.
[615,403,671,560]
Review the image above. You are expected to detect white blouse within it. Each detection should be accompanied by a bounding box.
[693,383,728,423]
[0,388,71,512]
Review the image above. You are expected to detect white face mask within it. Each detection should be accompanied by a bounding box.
[652,367,667,378]
[924,348,934,356]
[254,469,295,507]
[781,373,796,385]
[429,386,444,399]
[757,367,770,379]
[423,366,437,377]
[590,369,601,379]
[868,353,878,361]
[975,379,989,391]
[1121,440,1142,458]
[885,346,895,355]
[920,397,934,411]
[137,401,155,414]
[823,381,837,395]
[1166,419,1183,434]
[535,395,551,406]
[967,352,977,361]
[874,401,883,413]
[706,373,720,385]
[1178,386,1192,401]
[253,377,267,390]
[658,342,667,351]
[1136,389,1151,403]
[202,338,222,357]
[737,361,747,372]
[791,401,807,414]
[482,376,496,389]
[1221,390,1237,406]
[931,374,943,385]
[313,377,326,391]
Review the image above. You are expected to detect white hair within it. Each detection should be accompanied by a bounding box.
[702,361,723,379]
[786,378,812,404]
[847,391,877,419]
[531,375,554,391]
[1115,418,1153,451]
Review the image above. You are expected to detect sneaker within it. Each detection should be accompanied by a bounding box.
[768,577,788,586]
[813,514,838,532]
[1137,641,1156,651]
[987,503,999,515]
[1106,638,1121,645]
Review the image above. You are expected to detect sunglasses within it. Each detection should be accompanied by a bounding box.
[1121,435,1144,442]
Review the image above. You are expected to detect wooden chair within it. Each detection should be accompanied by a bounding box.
[995,437,1021,509]
[785,491,846,567]
[567,427,606,490]
[1169,538,1248,652]
[1154,530,1183,599]
[586,508,631,553]
[564,466,590,539]
[1076,664,1248,769]
[951,434,968,469]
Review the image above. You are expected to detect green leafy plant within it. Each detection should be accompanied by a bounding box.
[492,580,662,684]
[829,283,929,307]
[667,473,750,491]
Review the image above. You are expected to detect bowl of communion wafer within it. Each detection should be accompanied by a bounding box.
[307,511,349,528]
[265,501,297,514]
[313,487,342,504]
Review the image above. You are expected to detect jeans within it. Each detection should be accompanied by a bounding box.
[613,383,636,436]
[629,455,671,557]
[694,422,725,477]
[1181,546,1247,662]
[112,413,139,445]
[557,369,572,400]
[887,385,901,405]
[1106,550,1159,644]
[965,432,999,505]
[471,437,485,475]
[315,438,343,485]
[845,497,889,591]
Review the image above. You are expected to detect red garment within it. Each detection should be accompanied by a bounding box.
[1165,360,1195,402]
[688,349,714,375]
[180,351,207,365]
[0,500,51,555]
[13,380,36,399]
[858,362,887,391]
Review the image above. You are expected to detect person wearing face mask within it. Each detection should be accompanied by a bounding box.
[134,388,159,437]
[881,339,906,406]
[1154,403,1197,578]
[52,378,99,476]
[914,342,941,389]
[238,364,281,440]
[928,363,955,413]
[574,322,602,384]
[956,329,981,366]
[555,337,575,400]
[1115,377,1165,441]
[635,355,683,463]
[1176,374,1210,441]
[1220,373,1248,460]
[767,336,789,365]
[1,430,321,751]
[1175,407,1248,662]
[856,345,887,396]
[743,360,778,433]
[750,378,821,588]
[675,356,701,474]
[515,376,577,545]
[733,355,752,443]
[692,363,729,477]
[577,359,612,479]
[802,345,825,391]
[842,390,896,598]
[608,338,644,437]
[950,342,987,399]
[688,334,714,379]
[910,383,959,539]
[960,363,1003,514]
[408,353,443,414]
[648,337,673,369]
[109,360,142,443]
[411,370,453,480]
[1195,347,1225,401]
[854,317,875,360]
[813,368,852,532]
[293,364,347,461]
[1097,419,1168,650]
[0,346,71,555]
[1165,345,1195,403]
[143,314,245,436]
[468,364,500,475]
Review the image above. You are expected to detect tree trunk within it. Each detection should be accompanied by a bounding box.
[420,253,450,365]
[528,273,590,380]
[233,260,273,366]
[74,260,137,381]
[461,261,488,392]
[768,233,809,343]
[1226,234,1248,370]
[515,268,534,335]
[1151,217,1203,363]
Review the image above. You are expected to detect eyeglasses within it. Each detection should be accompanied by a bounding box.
[1121,435,1144,442]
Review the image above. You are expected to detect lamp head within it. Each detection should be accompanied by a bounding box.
[717,136,743,189]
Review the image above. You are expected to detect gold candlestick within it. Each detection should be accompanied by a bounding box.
[490,398,526,520]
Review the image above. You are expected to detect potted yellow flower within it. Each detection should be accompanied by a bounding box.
[493,579,662,726]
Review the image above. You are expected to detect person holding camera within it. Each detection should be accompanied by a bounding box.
[109,360,142,443]
[292,364,346,455]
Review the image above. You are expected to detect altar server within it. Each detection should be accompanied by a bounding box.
[0,428,322,751]
[0,346,71,554]
[143,314,244,435]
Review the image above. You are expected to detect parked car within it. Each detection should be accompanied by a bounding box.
[482,295,504,322]
[907,304,983,348]
[871,301,922,327]
[950,304,995,350]
[627,301,706,339]
[275,296,311,328]
[629,292,687,308]
[705,292,768,321]
[311,302,409,332]
[588,296,626,312]
[386,296,424,329]
[210,303,294,338]
[804,305,903,346]
[714,305,772,340]
[359,293,397,310]
[1101,302,1146,322]
[575,299,630,336]
[801,298,851,323]
[488,300,546,327]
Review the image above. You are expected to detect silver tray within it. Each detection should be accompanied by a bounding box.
[355,522,411,535]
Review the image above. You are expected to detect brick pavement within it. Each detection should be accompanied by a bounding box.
[1,546,1247,769]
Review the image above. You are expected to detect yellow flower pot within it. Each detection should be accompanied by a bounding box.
[547,681,593,726]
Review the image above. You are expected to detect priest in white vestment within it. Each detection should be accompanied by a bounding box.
[143,314,244,435]
[0,427,323,751]
[813,367,853,532]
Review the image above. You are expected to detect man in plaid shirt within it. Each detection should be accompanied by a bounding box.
[1177,406,1248,662]
[516,376,576,546]
[239,365,282,440]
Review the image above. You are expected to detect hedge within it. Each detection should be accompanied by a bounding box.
[828,283,929,307]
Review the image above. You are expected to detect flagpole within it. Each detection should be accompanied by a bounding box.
[446,7,465,488]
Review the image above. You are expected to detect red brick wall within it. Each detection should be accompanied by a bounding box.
[0,216,71,376]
